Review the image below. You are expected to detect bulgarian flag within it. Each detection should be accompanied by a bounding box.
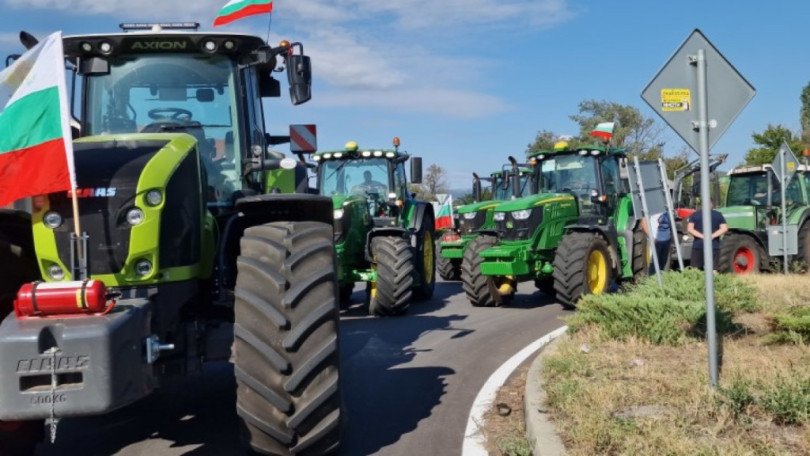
[0,31,74,208]
[435,194,454,230]
[590,122,615,142]
[214,0,273,27]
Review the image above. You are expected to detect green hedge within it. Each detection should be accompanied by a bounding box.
[567,269,758,345]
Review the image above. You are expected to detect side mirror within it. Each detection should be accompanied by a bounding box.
[472,173,481,202]
[286,54,312,106]
[411,157,423,184]
[5,54,20,68]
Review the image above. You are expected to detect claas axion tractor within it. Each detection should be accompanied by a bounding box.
[437,156,535,281]
[0,23,341,455]
[312,140,435,316]
[463,142,647,307]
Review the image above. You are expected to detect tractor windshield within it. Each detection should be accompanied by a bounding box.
[319,158,390,196]
[493,173,532,200]
[538,154,598,195]
[726,171,801,207]
[84,53,241,204]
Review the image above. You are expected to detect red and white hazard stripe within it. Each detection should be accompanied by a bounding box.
[290,124,317,153]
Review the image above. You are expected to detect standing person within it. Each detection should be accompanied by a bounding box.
[641,211,673,273]
[687,202,729,271]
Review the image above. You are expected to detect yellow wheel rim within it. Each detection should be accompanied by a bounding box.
[423,231,434,285]
[587,249,608,294]
[370,279,378,299]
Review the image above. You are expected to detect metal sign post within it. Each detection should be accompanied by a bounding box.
[642,29,755,388]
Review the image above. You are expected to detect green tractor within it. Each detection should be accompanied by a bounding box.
[462,142,647,307]
[717,164,810,273]
[312,139,435,316]
[0,24,340,455]
[437,157,535,280]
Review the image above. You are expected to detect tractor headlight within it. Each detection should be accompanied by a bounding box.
[493,212,506,222]
[126,208,145,226]
[43,211,63,229]
[47,264,65,281]
[334,209,344,220]
[145,190,163,207]
[135,259,153,277]
[463,212,477,220]
[512,209,532,220]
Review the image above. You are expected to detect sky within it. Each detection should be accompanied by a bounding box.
[2,0,809,190]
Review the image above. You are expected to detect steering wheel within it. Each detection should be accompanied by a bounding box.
[148,107,192,121]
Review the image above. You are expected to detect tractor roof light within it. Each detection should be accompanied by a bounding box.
[373,151,383,157]
[203,40,218,53]
[393,137,401,147]
[323,153,332,159]
[385,152,396,158]
[80,41,93,53]
[345,141,359,152]
[333,152,343,159]
[590,150,601,156]
[578,150,589,156]
[223,40,236,51]
[279,40,291,49]
[361,151,372,157]
[312,155,321,162]
[98,41,113,55]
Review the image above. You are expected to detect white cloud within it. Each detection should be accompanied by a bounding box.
[317,87,509,118]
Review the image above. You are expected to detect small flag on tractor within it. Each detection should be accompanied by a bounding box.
[590,122,615,142]
[435,194,454,230]
[0,31,75,207]
[213,0,273,27]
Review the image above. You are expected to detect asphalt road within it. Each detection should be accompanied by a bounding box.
[33,279,570,456]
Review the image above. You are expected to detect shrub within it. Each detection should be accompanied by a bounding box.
[765,306,810,345]
[761,375,810,425]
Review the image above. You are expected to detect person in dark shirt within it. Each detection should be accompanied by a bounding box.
[687,203,728,270]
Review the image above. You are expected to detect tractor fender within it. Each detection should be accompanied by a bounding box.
[408,202,435,232]
[564,224,621,271]
[217,194,334,290]
[365,227,410,262]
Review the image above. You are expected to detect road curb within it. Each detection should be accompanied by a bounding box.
[524,330,568,456]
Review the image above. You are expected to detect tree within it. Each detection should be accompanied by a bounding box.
[526,129,558,156]
[412,164,448,201]
[801,82,810,145]
[569,100,665,158]
[743,124,804,166]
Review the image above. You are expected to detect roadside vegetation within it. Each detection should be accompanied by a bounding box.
[542,269,809,455]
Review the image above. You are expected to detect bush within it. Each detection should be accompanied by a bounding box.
[764,306,810,345]
[761,375,810,425]
[718,376,755,420]
[567,269,754,345]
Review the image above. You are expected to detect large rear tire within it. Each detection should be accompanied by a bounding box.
[436,247,461,281]
[369,236,414,316]
[0,420,43,456]
[234,222,341,455]
[717,232,764,274]
[631,227,650,281]
[796,222,810,271]
[553,231,614,307]
[461,235,512,307]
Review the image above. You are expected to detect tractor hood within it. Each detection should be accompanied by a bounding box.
[493,193,576,213]
[457,200,500,215]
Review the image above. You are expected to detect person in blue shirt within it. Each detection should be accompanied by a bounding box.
[687,202,728,271]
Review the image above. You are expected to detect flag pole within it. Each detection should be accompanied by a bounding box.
[265,6,273,44]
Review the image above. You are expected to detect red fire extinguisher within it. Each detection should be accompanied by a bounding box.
[14,280,115,318]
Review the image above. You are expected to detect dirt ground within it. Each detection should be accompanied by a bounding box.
[482,364,533,456]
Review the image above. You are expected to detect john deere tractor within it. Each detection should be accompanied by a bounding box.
[312,140,435,316]
[0,24,340,455]
[717,164,810,273]
[462,142,647,307]
[437,157,535,280]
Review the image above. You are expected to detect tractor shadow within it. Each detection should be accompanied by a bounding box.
[337,311,471,455]
[35,362,241,455]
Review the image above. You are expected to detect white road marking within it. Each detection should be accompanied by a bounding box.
[462,325,568,455]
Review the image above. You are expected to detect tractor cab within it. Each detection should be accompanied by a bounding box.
[532,142,625,219]
[722,165,807,231]
[63,23,312,211]
[313,139,420,227]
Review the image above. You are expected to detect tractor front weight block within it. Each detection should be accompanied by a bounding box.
[0,299,154,420]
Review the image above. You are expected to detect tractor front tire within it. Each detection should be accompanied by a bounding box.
[796,222,810,271]
[369,236,414,316]
[413,219,437,300]
[437,249,461,281]
[553,231,614,307]
[462,235,511,307]
[717,232,764,274]
[234,221,341,456]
